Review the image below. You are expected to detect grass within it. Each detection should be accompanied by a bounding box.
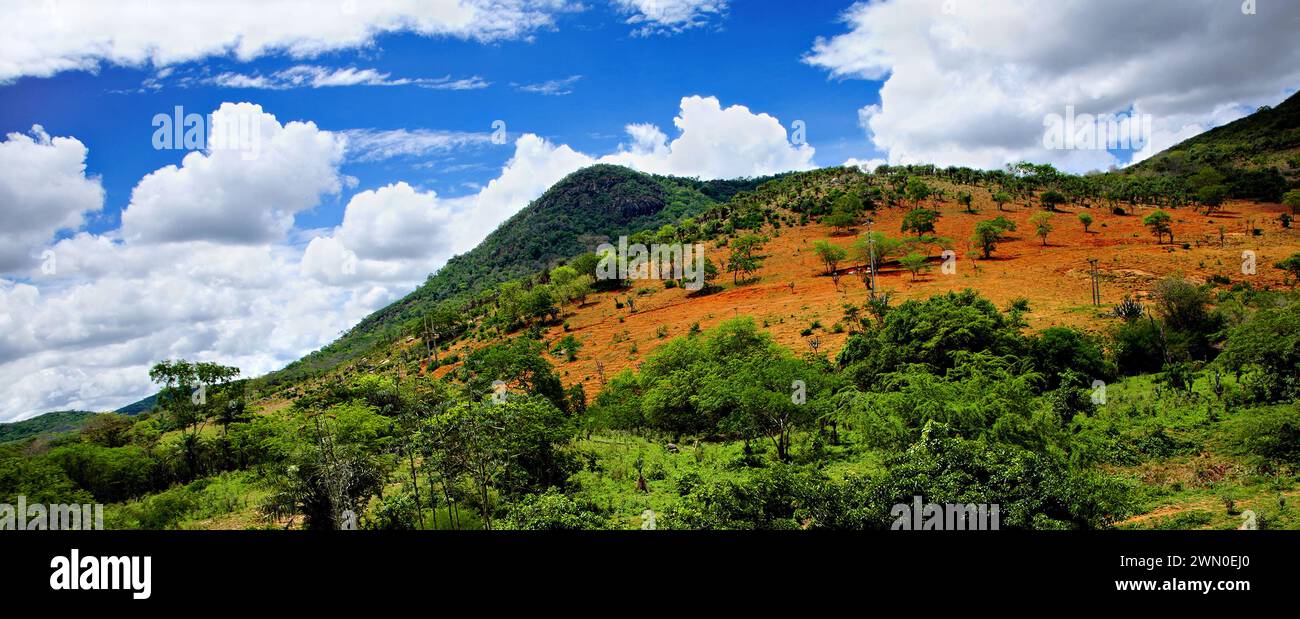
[1095,374,1299,530]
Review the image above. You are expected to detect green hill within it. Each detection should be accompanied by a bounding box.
[1127,90,1300,192]
[0,410,95,444]
[269,164,775,383]
[114,393,156,415]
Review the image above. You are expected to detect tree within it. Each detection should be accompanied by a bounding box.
[853,231,905,266]
[428,396,574,529]
[1029,211,1054,246]
[726,234,767,284]
[548,265,580,305]
[461,338,567,412]
[1196,185,1228,212]
[570,252,602,282]
[1274,253,1300,284]
[1151,275,1216,360]
[899,252,929,280]
[901,209,938,237]
[523,284,558,324]
[824,193,858,233]
[707,355,829,462]
[1077,212,1093,233]
[261,402,391,529]
[552,334,582,362]
[1218,302,1300,401]
[566,277,593,306]
[905,176,933,208]
[1284,189,1300,215]
[991,191,1011,211]
[812,240,848,275]
[957,191,975,213]
[695,257,722,293]
[1039,190,1066,212]
[1143,210,1173,244]
[148,359,240,478]
[971,216,1017,259]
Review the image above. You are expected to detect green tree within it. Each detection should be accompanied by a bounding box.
[824,193,859,233]
[1196,185,1228,212]
[811,240,848,275]
[901,209,938,237]
[1029,211,1054,246]
[991,191,1011,211]
[1283,189,1300,215]
[853,231,905,266]
[905,176,933,208]
[1218,302,1300,401]
[522,284,558,323]
[552,334,582,362]
[1077,212,1093,233]
[957,191,975,213]
[1275,253,1300,283]
[1039,190,1066,211]
[899,251,929,280]
[148,359,240,478]
[428,396,576,528]
[726,234,767,284]
[1143,210,1173,244]
[972,216,1017,259]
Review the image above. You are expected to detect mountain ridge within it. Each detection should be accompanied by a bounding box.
[268,164,777,384]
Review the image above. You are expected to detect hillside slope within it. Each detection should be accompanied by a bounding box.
[0,410,95,444]
[270,165,773,383]
[1129,90,1300,182]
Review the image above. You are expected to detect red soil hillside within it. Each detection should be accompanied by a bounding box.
[423,193,1297,401]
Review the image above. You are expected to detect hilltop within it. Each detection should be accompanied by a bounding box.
[270,164,776,385]
[0,411,96,444]
[1125,90,1300,196]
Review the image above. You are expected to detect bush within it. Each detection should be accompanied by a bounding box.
[1227,406,1300,466]
[837,290,1024,383]
[1030,327,1112,389]
[502,490,610,530]
[862,425,1132,530]
[1217,301,1300,402]
[1110,319,1166,376]
[667,466,812,530]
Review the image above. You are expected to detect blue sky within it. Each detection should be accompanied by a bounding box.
[0,0,883,243]
[2,0,1297,420]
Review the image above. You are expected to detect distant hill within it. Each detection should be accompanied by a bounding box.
[269,164,775,383]
[115,393,157,415]
[1127,90,1300,190]
[0,410,95,444]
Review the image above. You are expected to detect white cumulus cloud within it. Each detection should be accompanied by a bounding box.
[805,0,1300,172]
[0,94,815,421]
[0,0,574,83]
[121,102,345,245]
[0,126,104,273]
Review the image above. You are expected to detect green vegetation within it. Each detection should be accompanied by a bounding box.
[972,215,1017,258]
[0,411,95,444]
[270,165,776,384]
[811,239,847,275]
[9,100,1298,530]
[1143,209,1174,244]
[1029,211,1054,245]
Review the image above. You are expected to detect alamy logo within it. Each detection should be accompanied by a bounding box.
[50,549,151,600]
[890,496,1000,530]
[1042,105,1151,151]
[1,496,103,530]
[152,105,262,160]
[596,236,706,290]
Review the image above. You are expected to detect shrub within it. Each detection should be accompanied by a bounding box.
[502,490,610,530]
[1226,406,1300,466]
